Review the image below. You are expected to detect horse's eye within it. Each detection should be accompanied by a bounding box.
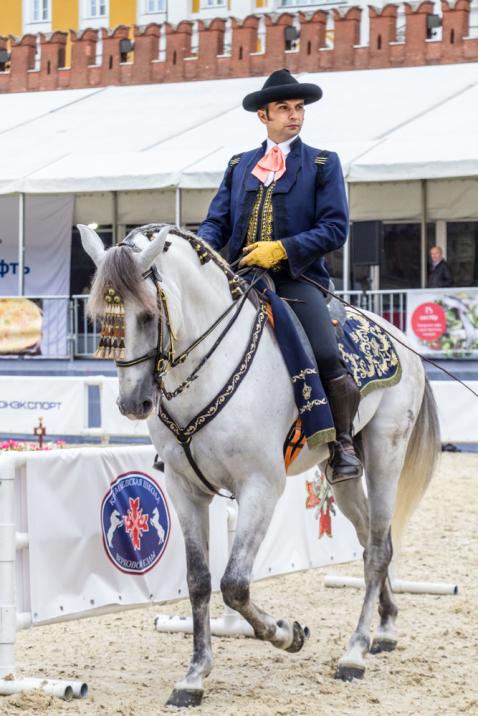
[138,312,154,325]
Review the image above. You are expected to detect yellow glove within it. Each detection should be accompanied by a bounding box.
[239,241,287,269]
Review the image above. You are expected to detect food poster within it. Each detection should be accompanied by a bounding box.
[406,289,478,358]
[0,298,43,355]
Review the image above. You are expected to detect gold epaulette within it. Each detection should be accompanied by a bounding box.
[315,154,328,165]
[229,155,242,167]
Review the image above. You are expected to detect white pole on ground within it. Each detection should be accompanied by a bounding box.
[324,575,458,595]
[0,677,88,701]
[155,500,254,638]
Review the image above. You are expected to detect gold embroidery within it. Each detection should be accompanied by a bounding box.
[292,368,317,383]
[315,155,328,165]
[338,309,402,398]
[246,185,264,245]
[300,398,328,414]
[260,182,275,243]
[302,383,312,401]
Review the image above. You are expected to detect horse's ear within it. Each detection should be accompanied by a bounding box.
[77,224,106,267]
[137,225,173,274]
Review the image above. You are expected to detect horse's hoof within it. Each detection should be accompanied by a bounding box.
[285,621,310,654]
[335,664,365,682]
[165,688,204,708]
[370,638,397,654]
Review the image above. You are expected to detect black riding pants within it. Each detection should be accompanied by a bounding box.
[274,274,345,382]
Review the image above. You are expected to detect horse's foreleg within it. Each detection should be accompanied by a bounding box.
[220,479,308,653]
[164,476,213,708]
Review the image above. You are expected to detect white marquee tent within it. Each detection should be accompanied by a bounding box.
[1,61,478,290]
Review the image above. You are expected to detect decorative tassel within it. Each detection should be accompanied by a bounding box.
[96,287,126,361]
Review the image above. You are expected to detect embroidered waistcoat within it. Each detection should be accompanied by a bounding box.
[197,137,349,289]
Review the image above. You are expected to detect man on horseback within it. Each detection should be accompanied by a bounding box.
[197,69,362,483]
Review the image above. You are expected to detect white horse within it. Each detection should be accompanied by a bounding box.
[79,223,440,708]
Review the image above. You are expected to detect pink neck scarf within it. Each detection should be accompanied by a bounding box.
[251,145,286,184]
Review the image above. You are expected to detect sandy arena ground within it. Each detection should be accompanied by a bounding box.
[0,452,476,716]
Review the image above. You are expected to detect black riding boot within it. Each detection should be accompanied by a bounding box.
[324,373,363,484]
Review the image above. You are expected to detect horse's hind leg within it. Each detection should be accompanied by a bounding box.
[371,556,399,654]
[335,410,410,681]
[331,478,398,655]
[164,474,213,708]
[220,476,309,653]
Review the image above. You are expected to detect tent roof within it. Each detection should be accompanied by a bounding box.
[1,62,478,193]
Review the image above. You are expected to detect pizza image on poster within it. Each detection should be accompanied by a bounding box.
[407,290,478,358]
[0,298,42,355]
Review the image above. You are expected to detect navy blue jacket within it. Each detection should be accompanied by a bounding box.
[197,137,349,288]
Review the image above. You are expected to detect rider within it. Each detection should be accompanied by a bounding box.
[197,68,362,484]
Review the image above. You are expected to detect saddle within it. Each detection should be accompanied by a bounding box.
[257,281,400,471]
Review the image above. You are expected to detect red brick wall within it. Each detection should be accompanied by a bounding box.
[0,2,477,93]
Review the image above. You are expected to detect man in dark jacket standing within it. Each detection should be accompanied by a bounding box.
[428,246,453,288]
[197,69,362,484]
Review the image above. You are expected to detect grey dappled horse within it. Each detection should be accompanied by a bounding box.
[80,223,440,708]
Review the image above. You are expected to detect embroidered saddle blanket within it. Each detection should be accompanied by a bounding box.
[283,307,402,469]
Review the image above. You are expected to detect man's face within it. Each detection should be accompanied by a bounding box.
[430,247,442,263]
[257,99,305,143]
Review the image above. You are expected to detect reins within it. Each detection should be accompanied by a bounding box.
[300,274,478,401]
[113,229,270,500]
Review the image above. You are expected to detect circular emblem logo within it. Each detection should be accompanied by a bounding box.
[101,471,171,575]
[411,302,447,342]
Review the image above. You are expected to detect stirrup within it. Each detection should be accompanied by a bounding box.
[325,440,363,485]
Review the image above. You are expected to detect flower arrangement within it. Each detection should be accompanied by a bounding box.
[0,439,65,452]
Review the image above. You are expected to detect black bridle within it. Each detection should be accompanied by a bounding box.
[112,232,269,499]
[114,233,266,400]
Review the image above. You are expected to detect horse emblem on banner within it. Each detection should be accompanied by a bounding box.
[101,471,171,574]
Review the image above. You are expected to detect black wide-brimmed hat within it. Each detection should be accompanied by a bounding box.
[242,69,322,112]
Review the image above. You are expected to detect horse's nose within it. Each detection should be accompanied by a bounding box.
[141,399,153,416]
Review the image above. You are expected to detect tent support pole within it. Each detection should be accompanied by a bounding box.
[420,180,427,288]
[18,193,25,296]
[343,183,351,294]
[112,191,118,245]
[175,187,182,228]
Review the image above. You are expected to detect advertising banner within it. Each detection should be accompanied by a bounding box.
[406,289,478,358]
[0,297,43,355]
[0,376,85,435]
[23,446,360,624]
[0,194,73,357]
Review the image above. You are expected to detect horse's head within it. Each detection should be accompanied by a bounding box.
[79,223,174,420]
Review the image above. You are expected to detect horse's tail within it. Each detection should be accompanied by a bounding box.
[392,377,440,547]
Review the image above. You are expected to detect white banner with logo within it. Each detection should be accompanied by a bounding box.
[407,289,478,358]
[0,376,85,435]
[23,446,360,625]
[0,194,73,357]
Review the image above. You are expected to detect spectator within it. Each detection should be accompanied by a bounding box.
[428,246,453,288]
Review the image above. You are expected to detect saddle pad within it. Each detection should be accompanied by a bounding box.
[283,309,401,468]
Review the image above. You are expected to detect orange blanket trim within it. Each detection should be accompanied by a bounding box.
[284,417,307,471]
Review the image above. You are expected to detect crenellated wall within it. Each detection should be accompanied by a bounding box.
[0,2,477,94]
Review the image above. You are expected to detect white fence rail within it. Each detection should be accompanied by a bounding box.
[0,375,476,443]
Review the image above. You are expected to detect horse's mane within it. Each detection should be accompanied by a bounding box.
[87,225,244,319]
[87,245,159,319]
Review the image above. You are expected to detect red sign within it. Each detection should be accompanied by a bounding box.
[411,302,447,341]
